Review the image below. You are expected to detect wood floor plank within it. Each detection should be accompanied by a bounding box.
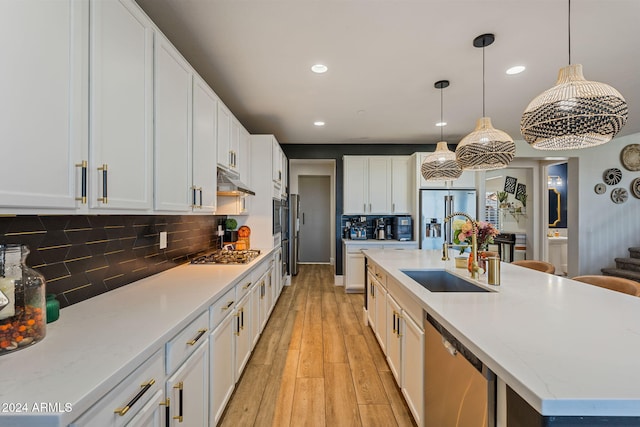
[219,264,417,427]
[358,404,398,427]
[345,334,389,405]
[291,377,326,427]
[379,370,418,427]
[325,363,362,427]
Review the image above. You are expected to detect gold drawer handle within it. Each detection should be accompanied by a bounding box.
[222,301,234,310]
[114,379,155,416]
[186,328,208,346]
[242,281,252,290]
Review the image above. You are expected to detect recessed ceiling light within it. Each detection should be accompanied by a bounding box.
[311,64,328,74]
[506,65,526,75]
[314,121,325,126]
[435,122,447,127]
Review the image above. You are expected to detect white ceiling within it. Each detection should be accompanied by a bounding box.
[135,0,640,145]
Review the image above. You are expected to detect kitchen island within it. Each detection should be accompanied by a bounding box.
[363,248,640,424]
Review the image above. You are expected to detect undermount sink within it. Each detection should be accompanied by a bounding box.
[401,269,491,293]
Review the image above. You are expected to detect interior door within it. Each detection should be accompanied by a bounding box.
[299,175,331,263]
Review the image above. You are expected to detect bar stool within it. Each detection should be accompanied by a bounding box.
[511,260,556,274]
[571,275,640,297]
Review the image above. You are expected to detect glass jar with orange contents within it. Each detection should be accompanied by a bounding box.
[0,244,46,354]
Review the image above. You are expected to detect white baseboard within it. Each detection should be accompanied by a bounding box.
[334,275,344,286]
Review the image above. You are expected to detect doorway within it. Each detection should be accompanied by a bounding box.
[298,175,331,263]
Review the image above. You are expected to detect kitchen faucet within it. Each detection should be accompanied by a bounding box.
[441,212,480,280]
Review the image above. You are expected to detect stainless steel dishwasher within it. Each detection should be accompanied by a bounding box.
[424,312,496,426]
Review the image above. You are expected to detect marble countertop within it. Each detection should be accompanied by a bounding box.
[342,238,418,245]
[363,248,640,417]
[0,248,274,425]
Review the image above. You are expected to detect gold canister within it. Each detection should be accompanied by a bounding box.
[487,257,501,286]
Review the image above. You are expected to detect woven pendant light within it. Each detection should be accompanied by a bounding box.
[456,34,515,171]
[422,80,462,181]
[521,0,628,149]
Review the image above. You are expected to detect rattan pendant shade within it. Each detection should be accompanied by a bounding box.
[521,64,628,149]
[421,80,463,181]
[456,117,515,170]
[456,34,515,171]
[422,141,462,181]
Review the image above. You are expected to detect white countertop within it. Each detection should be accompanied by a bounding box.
[0,248,274,425]
[363,248,640,417]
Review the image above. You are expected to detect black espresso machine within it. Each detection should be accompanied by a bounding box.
[393,216,412,241]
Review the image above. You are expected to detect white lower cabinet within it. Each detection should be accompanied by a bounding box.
[70,350,165,426]
[209,312,235,425]
[367,259,424,427]
[402,310,424,426]
[235,292,252,380]
[251,279,262,346]
[165,342,208,426]
[386,294,402,383]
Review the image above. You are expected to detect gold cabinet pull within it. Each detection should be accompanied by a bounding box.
[75,160,87,204]
[191,185,198,208]
[186,328,207,346]
[235,312,241,336]
[222,300,234,310]
[114,379,155,416]
[97,164,108,203]
[242,281,252,290]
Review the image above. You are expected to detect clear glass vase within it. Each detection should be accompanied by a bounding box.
[0,244,46,354]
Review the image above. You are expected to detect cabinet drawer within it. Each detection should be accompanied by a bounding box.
[236,273,253,301]
[210,286,236,330]
[166,310,209,375]
[70,349,164,427]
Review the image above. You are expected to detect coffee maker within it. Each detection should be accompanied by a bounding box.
[393,216,413,241]
[375,218,386,240]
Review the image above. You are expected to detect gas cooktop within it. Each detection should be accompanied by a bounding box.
[190,249,261,265]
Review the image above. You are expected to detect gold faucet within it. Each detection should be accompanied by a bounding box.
[441,212,480,280]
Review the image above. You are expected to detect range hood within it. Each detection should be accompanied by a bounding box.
[217,168,255,196]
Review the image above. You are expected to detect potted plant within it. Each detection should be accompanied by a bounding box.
[497,191,509,208]
[224,218,238,243]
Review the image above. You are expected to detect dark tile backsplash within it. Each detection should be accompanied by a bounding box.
[0,215,225,308]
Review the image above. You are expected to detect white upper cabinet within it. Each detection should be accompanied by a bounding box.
[90,0,154,211]
[272,138,282,187]
[391,156,411,214]
[344,156,409,215]
[192,75,218,213]
[217,103,235,173]
[154,32,193,212]
[230,118,241,174]
[0,0,86,210]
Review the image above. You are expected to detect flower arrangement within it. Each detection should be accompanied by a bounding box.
[452,219,500,253]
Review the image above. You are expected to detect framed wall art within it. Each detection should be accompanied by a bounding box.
[504,176,517,194]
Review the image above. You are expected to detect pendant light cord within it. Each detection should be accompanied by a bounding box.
[568,0,572,65]
[440,86,444,141]
[482,42,486,117]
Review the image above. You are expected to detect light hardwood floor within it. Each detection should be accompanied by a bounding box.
[219,264,417,427]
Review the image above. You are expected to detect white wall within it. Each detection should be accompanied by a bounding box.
[515,132,640,276]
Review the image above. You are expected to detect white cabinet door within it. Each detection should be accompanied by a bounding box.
[272,138,282,186]
[250,280,262,347]
[209,313,234,426]
[402,311,424,427]
[258,274,269,333]
[281,151,288,198]
[192,75,217,213]
[368,157,391,214]
[345,251,366,292]
[154,33,192,212]
[238,126,251,214]
[90,0,153,210]
[166,342,208,426]
[343,156,368,214]
[0,0,86,210]
[217,103,232,171]
[374,281,388,353]
[386,294,402,385]
[391,156,411,214]
[366,269,377,330]
[235,292,252,382]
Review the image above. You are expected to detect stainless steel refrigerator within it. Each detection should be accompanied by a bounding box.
[289,194,300,276]
[420,189,477,250]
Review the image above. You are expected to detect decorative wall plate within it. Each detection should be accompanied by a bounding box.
[611,187,628,204]
[603,168,622,185]
[631,178,640,199]
[594,183,606,195]
[621,144,640,171]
